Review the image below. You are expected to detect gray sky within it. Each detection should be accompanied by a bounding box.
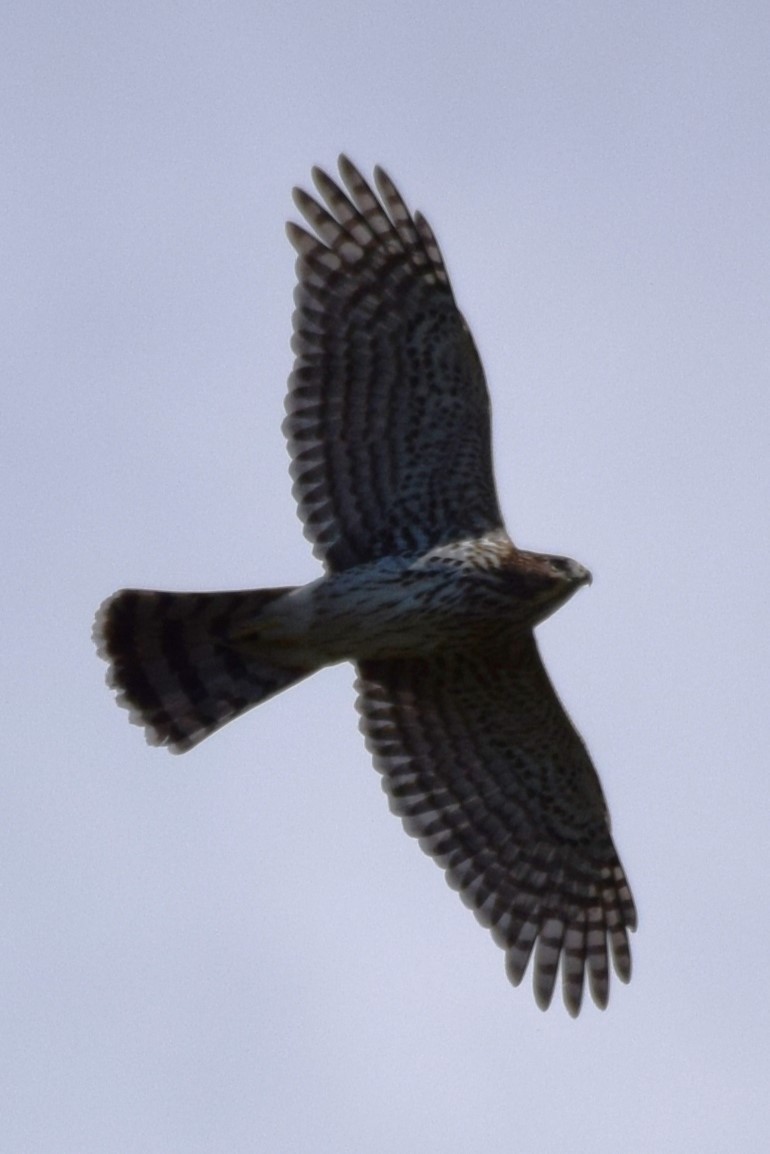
[4,2,770,1150]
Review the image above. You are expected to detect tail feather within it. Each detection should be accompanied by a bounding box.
[95,587,315,752]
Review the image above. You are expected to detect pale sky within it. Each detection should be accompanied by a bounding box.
[4,2,770,1151]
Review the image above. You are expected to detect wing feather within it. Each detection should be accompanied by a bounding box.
[355,634,636,1016]
[284,156,503,571]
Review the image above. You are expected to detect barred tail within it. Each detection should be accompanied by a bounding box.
[94,587,316,753]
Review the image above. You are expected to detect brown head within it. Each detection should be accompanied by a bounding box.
[503,549,592,627]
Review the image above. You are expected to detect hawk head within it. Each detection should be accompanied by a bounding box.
[509,551,592,627]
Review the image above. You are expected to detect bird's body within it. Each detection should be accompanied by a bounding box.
[96,157,636,1015]
[239,539,592,662]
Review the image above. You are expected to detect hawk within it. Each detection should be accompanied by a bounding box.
[95,157,636,1015]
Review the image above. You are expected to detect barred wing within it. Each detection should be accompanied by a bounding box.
[284,156,504,572]
[356,635,636,1015]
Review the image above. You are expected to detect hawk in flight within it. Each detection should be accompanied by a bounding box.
[96,157,636,1015]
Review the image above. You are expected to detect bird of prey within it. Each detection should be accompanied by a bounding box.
[95,156,636,1016]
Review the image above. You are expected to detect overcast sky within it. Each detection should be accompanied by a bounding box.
[4,2,770,1151]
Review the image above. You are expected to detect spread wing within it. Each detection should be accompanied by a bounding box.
[283,156,504,572]
[355,634,636,1016]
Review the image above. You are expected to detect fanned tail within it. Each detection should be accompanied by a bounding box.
[95,587,315,752]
